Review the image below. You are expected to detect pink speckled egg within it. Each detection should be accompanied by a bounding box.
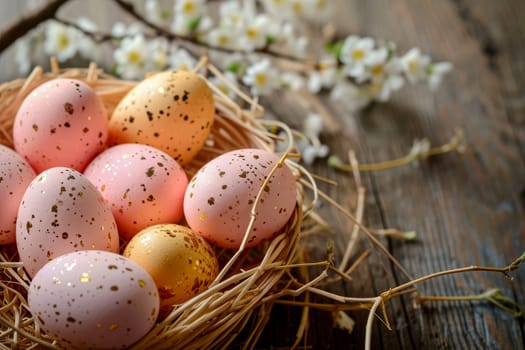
[0,145,36,244]
[84,144,188,240]
[28,250,159,350]
[183,148,297,249]
[16,167,119,277]
[13,78,108,173]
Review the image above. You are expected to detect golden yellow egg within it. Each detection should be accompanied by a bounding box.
[108,70,215,165]
[123,224,219,313]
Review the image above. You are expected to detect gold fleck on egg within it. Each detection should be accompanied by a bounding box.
[123,224,219,314]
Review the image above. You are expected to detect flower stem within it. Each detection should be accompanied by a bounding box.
[418,288,523,318]
[328,129,467,173]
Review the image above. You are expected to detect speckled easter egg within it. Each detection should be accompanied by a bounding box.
[28,250,159,350]
[13,78,108,173]
[123,224,219,314]
[83,144,188,240]
[183,148,297,249]
[0,145,36,244]
[16,167,119,277]
[108,70,215,165]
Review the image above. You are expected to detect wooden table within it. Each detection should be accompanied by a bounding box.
[1,1,523,349]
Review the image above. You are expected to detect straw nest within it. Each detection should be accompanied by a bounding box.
[0,58,317,349]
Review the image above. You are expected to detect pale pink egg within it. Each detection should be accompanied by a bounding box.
[183,148,297,249]
[84,144,188,240]
[28,250,159,350]
[0,145,36,244]
[16,167,119,277]
[13,78,108,173]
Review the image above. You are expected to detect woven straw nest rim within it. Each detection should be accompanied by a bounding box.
[0,57,318,350]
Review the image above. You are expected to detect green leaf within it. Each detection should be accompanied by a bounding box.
[226,62,241,73]
[109,64,119,77]
[188,16,202,32]
[325,41,344,60]
[160,9,171,20]
[510,250,525,271]
[387,46,395,60]
[265,35,276,46]
[482,288,523,318]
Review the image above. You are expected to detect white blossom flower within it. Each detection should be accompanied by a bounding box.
[280,71,304,91]
[331,81,371,112]
[15,37,32,74]
[172,12,211,36]
[261,0,292,19]
[298,113,329,165]
[427,61,453,90]
[75,17,100,61]
[400,47,431,83]
[239,15,275,51]
[171,0,207,35]
[307,58,338,93]
[242,59,280,96]
[168,48,196,71]
[219,0,244,28]
[340,36,375,80]
[44,21,79,62]
[242,0,257,20]
[302,144,329,165]
[360,47,389,83]
[148,38,170,71]
[171,14,192,36]
[174,0,206,19]
[206,26,238,49]
[280,22,308,57]
[304,113,324,138]
[113,34,149,79]
[303,0,332,23]
[195,15,213,36]
[209,71,239,100]
[112,21,144,37]
[262,0,327,21]
[145,0,168,26]
[368,75,404,102]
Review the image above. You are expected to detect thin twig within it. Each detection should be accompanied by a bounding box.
[382,252,525,300]
[365,297,382,350]
[300,178,413,280]
[338,150,366,271]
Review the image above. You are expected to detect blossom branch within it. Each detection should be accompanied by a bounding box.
[0,0,70,53]
[112,0,316,66]
[52,17,116,43]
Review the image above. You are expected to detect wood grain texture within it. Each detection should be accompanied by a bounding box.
[0,1,523,349]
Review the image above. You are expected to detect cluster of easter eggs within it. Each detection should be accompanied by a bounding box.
[0,70,296,349]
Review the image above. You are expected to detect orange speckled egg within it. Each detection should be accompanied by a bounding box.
[123,224,219,313]
[108,70,215,165]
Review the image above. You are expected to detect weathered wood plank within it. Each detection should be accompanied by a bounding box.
[312,0,525,349]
